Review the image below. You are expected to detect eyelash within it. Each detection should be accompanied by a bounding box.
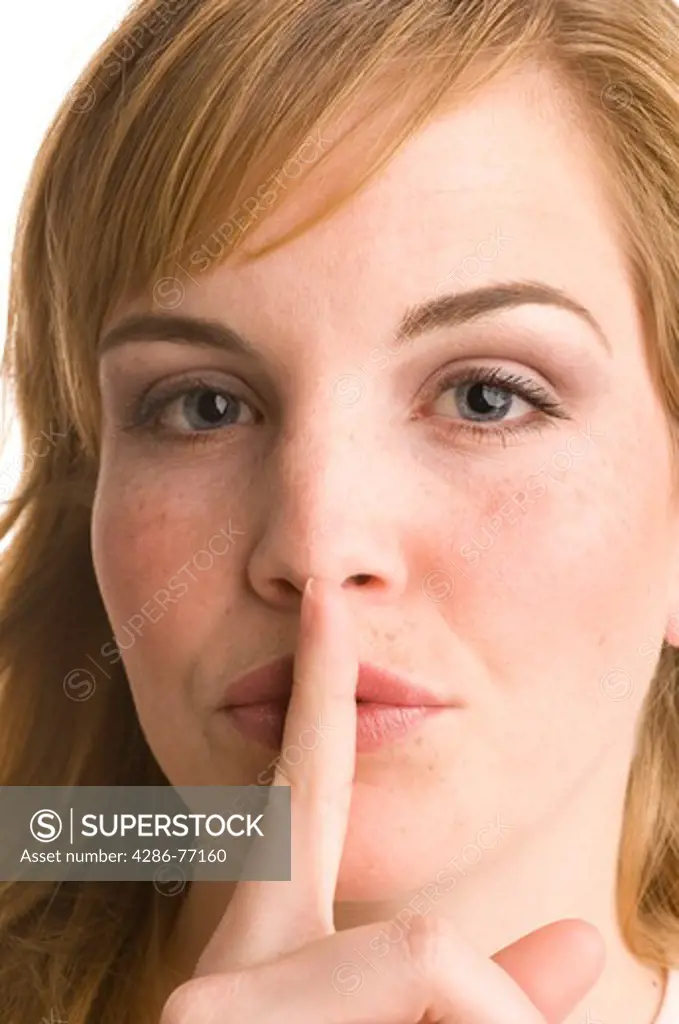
[122,366,569,448]
[425,365,569,446]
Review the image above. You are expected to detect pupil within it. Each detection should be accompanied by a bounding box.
[193,391,232,425]
[466,383,510,418]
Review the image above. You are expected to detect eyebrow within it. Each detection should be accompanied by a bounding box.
[98,279,611,358]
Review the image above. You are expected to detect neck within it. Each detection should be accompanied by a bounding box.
[163,747,667,1023]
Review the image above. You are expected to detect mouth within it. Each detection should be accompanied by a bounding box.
[218,655,463,753]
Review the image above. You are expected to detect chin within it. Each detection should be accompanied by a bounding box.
[334,849,418,902]
[333,803,453,903]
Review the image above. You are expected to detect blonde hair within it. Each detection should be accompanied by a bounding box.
[2,0,679,1019]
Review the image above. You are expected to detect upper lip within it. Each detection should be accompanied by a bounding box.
[220,654,460,708]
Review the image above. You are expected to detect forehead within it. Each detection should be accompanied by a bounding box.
[146,64,637,355]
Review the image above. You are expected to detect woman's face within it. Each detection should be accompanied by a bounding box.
[92,63,679,900]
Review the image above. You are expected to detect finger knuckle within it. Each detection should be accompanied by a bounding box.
[401,914,461,982]
[159,983,198,1024]
[160,973,245,1023]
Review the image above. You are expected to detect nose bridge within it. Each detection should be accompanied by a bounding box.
[269,400,369,539]
[246,398,405,599]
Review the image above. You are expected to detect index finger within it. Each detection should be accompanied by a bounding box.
[195,577,358,975]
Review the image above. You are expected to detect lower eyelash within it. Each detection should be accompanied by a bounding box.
[443,418,560,448]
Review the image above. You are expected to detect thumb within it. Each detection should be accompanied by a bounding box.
[492,919,606,1023]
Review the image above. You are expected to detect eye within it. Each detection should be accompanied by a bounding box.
[160,387,256,433]
[426,365,569,440]
[123,375,260,442]
[436,378,531,422]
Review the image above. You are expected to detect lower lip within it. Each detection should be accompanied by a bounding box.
[223,702,447,753]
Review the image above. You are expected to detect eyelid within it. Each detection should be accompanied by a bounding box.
[120,372,258,431]
[426,362,567,416]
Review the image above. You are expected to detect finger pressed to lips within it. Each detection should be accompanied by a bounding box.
[194,578,359,976]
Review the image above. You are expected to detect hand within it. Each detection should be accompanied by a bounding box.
[160,578,605,1023]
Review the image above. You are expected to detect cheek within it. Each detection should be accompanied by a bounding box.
[436,417,669,631]
[90,472,242,707]
[91,469,253,784]
[430,427,673,768]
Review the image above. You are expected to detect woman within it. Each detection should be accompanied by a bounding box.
[2,0,679,1019]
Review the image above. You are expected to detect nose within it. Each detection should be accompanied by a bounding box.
[245,420,408,610]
